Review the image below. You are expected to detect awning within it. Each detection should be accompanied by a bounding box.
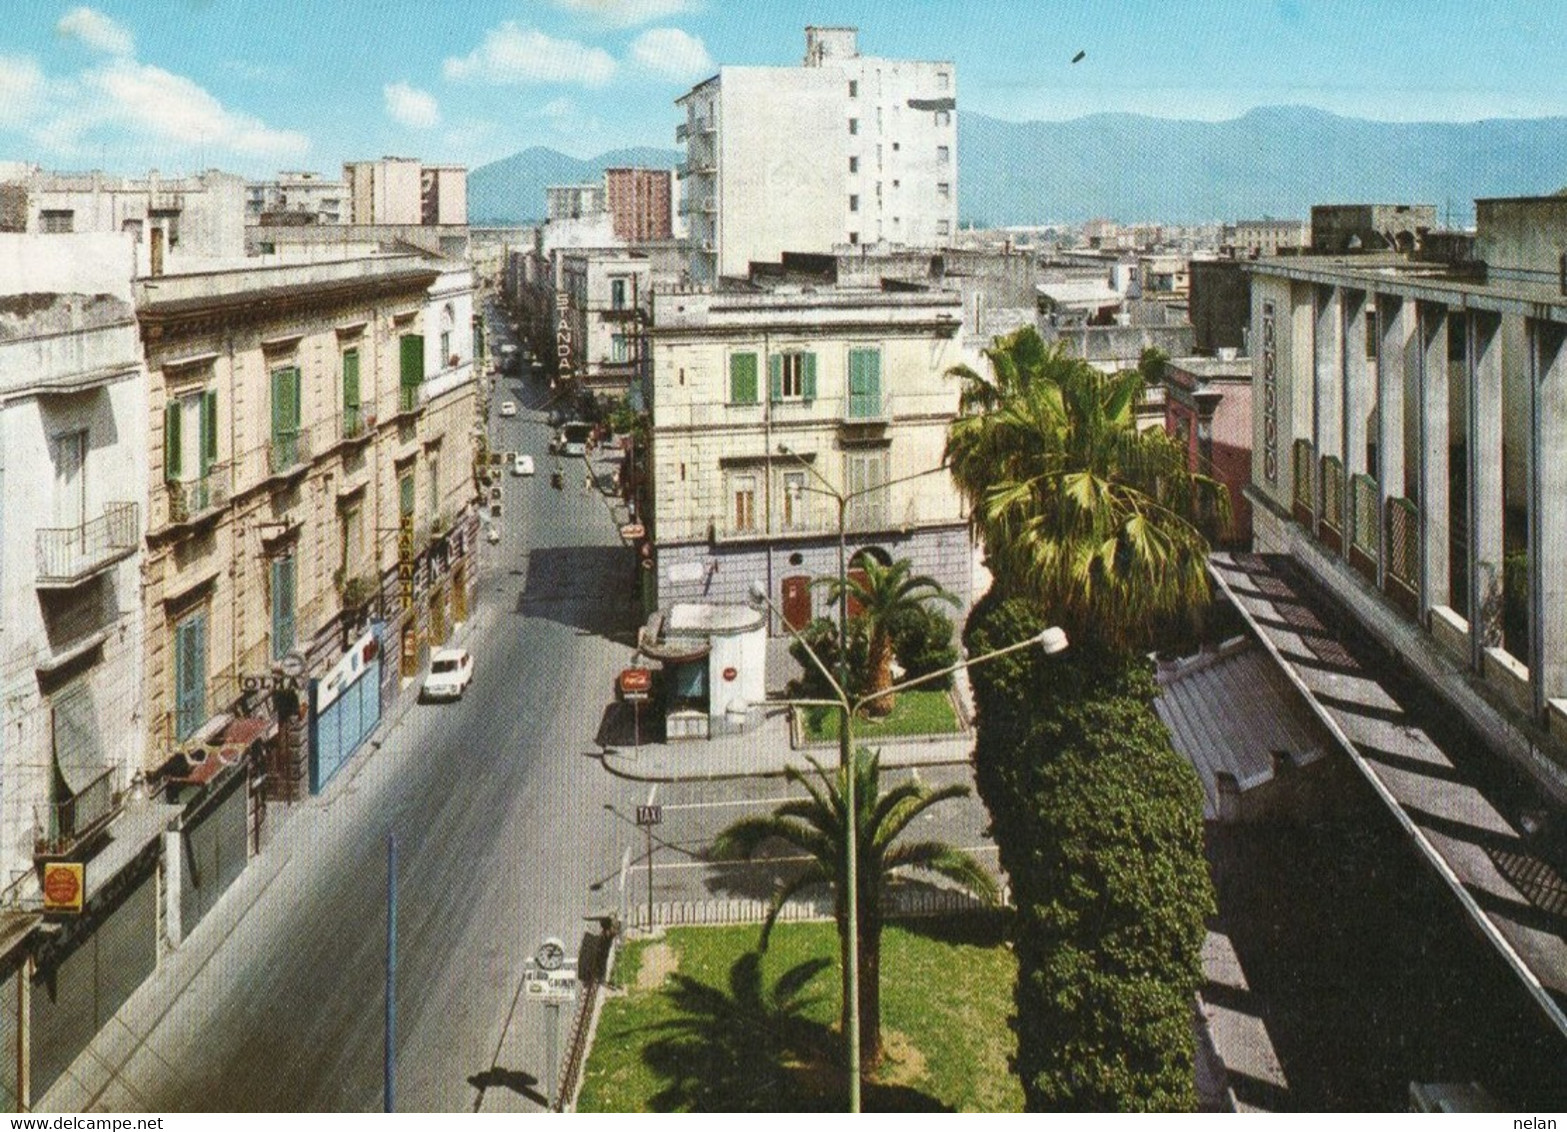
[51,684,106,796]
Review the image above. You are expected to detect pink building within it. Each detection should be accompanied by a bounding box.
[1164,354,1253,546]
[604,168,672,242]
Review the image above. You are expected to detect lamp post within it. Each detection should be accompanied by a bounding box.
[746,582,1066,1112]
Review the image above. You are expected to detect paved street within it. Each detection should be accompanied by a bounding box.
[42,314,653,1113]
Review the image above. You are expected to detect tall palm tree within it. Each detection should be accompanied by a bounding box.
[945,325,1227,651]
[821,557,957,717]
[711,748,998,1067]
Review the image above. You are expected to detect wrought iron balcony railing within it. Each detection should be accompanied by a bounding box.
[35,502,139,587]
[167,463,232,526]
[268,426,313,477]
[35,765,117,857]
[397,384,421,416]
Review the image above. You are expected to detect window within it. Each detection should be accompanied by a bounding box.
[164,389,218,483]
[781,470,808,530]
[51,681,105,813]
[770,352,816,401]
[849,118,859,135]
[844,450,889,531]
[848,80,858,97]
[937,71,950,90]
[937,182,951,200]
[937,145,950,164]
[611,334,629,363]
[399,472,415,521]
[1366,307,1379,359]
[849,232,859,245]
[729,352,759,404]
[849,195,859,212]
[40,210,73,233]
[342,347,362,435]
[440,330,452,365]
[271,555,296,661]
[731,473,758,533]
[935,110,951,127]
[340,500,363,575]
[270,366,303,470]
[611,278,628,309]
[427,450,440,520]
[847,347,882,419]
[52,429,87,531]
[892,142,900,152]
[173,609,208,742]
[849,156,859,173]
[400,333,424,408]
[937,219,951,237]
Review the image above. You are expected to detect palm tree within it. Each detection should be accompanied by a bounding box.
[711,748,998,1068]
[821,557,957,717]
[945,325,1227,651]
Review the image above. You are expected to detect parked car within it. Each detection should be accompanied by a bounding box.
[422,648,474,702]
[500,401,517,417]
[513,454,535,476]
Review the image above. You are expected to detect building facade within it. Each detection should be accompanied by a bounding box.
[0,168,246,275]
[558,250,652,399]
[1246,196,1567,790]
[245,171,347,225]
[421,165,468,227]
[343,158,423,225]
[647,286,973,629]
[604,167,672,242]
[677,26,957,284]
[136,253,480,802]
[1163,354,1253,545]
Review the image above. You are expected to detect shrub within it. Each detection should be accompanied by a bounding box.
[887,603,959,688]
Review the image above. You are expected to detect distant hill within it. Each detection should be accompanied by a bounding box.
[959,106,1567,226]
[468,146,681,225]
[467,107,1567,229]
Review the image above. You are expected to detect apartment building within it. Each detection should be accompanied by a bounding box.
[1227,218,1308,257]
[343,157,423,225]
[646,284,972,628]
[246,171,347,225]
[558,250,652,397]
[136,253,479,808]
[422,165,468,226]
[0,167,245,275]
[604,167,673,242]
[677,26,957,284]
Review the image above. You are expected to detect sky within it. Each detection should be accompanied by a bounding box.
[2,0,1566,178]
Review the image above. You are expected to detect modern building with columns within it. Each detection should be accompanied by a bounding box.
[1246,195,1567,793]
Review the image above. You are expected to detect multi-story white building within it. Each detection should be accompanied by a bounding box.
[677,26,957,284]
[0,167,245,275]
[647,284,972,628]
[343,157,423,225]
[421,165,468,226]
[558,250,651,397]
[245,171,347,225]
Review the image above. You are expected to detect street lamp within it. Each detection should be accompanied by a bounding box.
[746,579,1066,1112]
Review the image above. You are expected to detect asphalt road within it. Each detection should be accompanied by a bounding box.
[76,315,652,1112]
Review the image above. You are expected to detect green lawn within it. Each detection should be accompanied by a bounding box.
[799,689,961,743]
[577,917,1022,1113]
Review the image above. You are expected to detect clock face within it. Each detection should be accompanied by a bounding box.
[536,939,566,970]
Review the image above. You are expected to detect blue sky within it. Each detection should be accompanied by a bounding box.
[3,0,1565,177]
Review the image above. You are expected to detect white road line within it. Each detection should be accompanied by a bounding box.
[651,844,1000,872]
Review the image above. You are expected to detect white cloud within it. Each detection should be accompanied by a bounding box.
[628,27,713,82]
[56,6,134,57]
[384,81,441,129]
[57,59,308,157]
[550,0,700,29]
[0,55,46,126]
[444,22,618,87]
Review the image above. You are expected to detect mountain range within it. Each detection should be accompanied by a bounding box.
[468,106,1567,228]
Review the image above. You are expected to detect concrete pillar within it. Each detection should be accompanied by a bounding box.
[1377,295,1414,586]
[1418,302,1451,615]
[1314,286,1344,537]
[164,829,184,947]
[1342,290,1373,480]
[1469,311,1506,668]
[1530,320,1567,715]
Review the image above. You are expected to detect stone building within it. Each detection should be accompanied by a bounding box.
[647,284,973,629]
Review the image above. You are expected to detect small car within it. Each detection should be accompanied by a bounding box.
[513,454,535,476]
[422,648,474,702]
[499,401,517,417]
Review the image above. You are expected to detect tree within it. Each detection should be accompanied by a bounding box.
[945,326,1227,652]
[945,326,1219,1110]
[711,748,998,1066]
[820,558,958,717]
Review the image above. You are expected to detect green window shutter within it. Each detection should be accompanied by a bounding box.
[729,352,757,404]
[400,334,425,388]
[271,368,290,441]
[164,402,181,480]
[848,348,882,417]
[200,389,218,471]
[290,367,302,430]
[802,353,817,401]
[865,349,881,408]
[271,557,296,660]
[399,474,414,517]
[343,349,360,410]
[769,355,783,402]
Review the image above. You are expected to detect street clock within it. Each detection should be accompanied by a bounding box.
[535,936,566,971]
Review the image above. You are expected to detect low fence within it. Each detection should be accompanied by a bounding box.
[637,882,1011,930]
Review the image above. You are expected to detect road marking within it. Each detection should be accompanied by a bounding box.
[660,796,805,811]
[650,844,999,872]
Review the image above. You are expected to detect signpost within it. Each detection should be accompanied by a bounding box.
[523,937,577,1111]
[636,804,663,932]
[619,668,651,754]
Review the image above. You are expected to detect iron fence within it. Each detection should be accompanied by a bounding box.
[35,765,116,855]
[35,502,139,583]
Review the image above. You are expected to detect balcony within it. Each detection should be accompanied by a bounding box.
[35,502,139,588]
[675,122,689,142]
[35,766,117,858]
[267,426,313,479]
[340,404,375,446]
[844,392,889,424]
[167,464,232,528]
[395,383,422,418]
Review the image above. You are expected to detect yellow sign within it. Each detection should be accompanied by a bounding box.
[42,861,84,914]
